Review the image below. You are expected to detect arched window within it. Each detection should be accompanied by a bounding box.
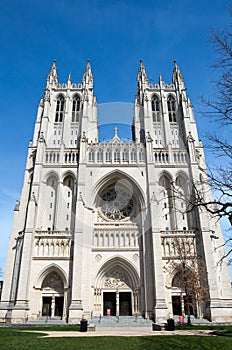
[151,95,160,122]
[72,95,81,122]
[122,151,129,162]
[131,151,137,162]
[63,175,74,191]
[55,95,65,122]
[114,150,120,162]
[89,150,95,162]
[99,185,135,221]
[97,151,103,162]
[167,95,177,122]
[139,151,144,162]
[106,151,111,162]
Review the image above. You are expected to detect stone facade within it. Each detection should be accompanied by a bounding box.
[1,60,232,324]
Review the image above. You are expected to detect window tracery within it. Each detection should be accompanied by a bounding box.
[167,95,177,122]
[72,95,81,122]
[151,95,161,122]
[99,187,134,221]
[55,95,65,122]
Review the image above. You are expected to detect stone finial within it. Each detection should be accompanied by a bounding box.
[14,200,20,211]
[82,59,93,88]
[172,60,184,86]
[137,59,148,82]
[67,73,72,87]
[46,59,58,86]
[114,126,118,137]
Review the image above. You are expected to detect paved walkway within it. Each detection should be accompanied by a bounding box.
[24,330,214,337]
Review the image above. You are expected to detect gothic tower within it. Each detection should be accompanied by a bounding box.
[1,60,231,324]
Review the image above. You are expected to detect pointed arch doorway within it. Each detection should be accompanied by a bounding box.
[41,272,65,318]
[35,265,68,320]
[94,258,140,317]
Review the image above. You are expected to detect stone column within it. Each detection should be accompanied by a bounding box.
[51,296,55,318]
[116,290,119,317]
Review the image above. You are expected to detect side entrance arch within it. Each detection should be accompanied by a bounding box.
[35,265,68,320]
[94,257,140,317]
[41,272,64,318]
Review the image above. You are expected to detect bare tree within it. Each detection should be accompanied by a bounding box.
[199,13,232,222]
[164,234,209,325]
[178,13,232,261]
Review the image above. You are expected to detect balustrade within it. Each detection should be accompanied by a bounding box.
[93,224,139,249]
[160,230,196,258]
[34,230,72,258]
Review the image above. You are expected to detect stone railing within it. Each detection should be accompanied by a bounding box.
[149,83,175,90]
[160,230,195,258]
[56,83,82,90]
[44,148,79,165]
[160,229,195,237]
[34,230,73,258]
[35,230,72,238]
[93,223,139,249]
[87,141,145,165]
[153,149,188,165]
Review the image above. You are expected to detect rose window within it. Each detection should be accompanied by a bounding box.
[99,187,134,221]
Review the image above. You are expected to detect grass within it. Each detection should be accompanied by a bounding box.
[0,326,232,350]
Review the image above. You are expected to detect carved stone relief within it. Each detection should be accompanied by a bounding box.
[104,269,130,289]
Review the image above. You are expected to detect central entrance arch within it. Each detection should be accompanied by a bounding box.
[94,257,140,317]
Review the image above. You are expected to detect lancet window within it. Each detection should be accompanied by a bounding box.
[55,95,65,122]
[72,95,81,122]
[167,95,177,122]
[151,95,161,122]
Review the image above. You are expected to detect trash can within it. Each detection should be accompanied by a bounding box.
[80,319,88,332]
[166,318,175,331]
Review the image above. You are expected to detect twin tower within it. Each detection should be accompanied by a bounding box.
[1,60,232,324]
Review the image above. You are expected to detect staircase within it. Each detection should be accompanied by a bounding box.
[173,315,210,324]
[89,316,153,332]
[26,316,67,325]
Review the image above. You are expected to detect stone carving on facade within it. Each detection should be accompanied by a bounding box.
[35,237,72,257]
[104,269,130,289]
[95,254,102,262]
[42,273,63,293]
[161,233,195,258]
[133,253,139,262]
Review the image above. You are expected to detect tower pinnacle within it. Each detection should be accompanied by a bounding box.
[137,60,149,94]
[172,60,185,90]
[46,59,58,87]
[82,59,93,88]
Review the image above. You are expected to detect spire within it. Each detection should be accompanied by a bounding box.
[82,59,93,89]
[114,126,119,137]
[136,60,149,105]
[172,60,185,90]
[46,59,58,87]
[159,73,164,88]
[137,60,148,87]
[67,72,72,88]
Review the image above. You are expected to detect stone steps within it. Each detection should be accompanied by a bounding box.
[89,316,153,325]
[173,315,210,324]
[89,316,153,332]
[26,317,67,325]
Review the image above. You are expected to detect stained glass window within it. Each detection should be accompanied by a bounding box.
[100,187,134,221]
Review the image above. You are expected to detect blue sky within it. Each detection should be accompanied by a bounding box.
[0,0,231,277]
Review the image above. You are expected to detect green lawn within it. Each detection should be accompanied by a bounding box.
[0,327,232,350]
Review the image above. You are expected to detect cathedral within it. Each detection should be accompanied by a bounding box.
[1,60,232,324]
